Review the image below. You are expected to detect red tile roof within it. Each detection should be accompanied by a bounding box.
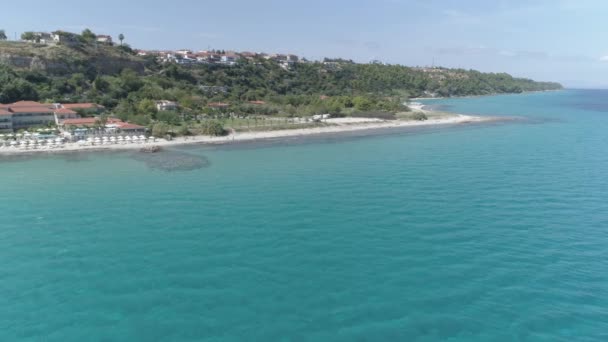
[208,102,230,108]
[61,103,104,110]
[61,118,122,126]
[9,106,54,114]
[116,123,145,130]
[248,101,266,105]
[54,108,78,115]
[9,101,50,107]
[0,109,12,116]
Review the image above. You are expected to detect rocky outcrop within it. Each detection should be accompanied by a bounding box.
[0,43,146,75]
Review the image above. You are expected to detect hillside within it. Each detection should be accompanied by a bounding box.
[0,41,145,75]
[0,38,562,127]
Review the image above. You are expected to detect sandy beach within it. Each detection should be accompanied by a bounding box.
[0,113,493,156]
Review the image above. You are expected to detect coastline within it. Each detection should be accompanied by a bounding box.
[0,113,497,157]
[411,88,564,101]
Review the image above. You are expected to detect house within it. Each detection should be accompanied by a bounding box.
[156,100,178,111]
[23,32,54,44]
[52,31,79,46]
[239,51,258,60]
[96,35,113,44]
[248,100,266,105]
[207,102,230,109]
[221,53,239,66]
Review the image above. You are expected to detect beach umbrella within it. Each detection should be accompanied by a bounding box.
[55,137,63,143]
[125,136,132,142]
[10,141,17,147]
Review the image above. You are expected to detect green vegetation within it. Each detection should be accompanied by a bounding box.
[0,29,562,135]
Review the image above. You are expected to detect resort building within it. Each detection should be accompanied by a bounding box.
[0,108,13,132]
[0,101,106,132]
[60,117,146,134]
[53,108,79,124]
[8,101,56,130]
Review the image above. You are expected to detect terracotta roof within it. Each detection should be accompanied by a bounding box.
[9,101,50,107]
[61,103,104,110]
[249,101,266,105]
[9,106,54,114]
[0,109,12,116]
[208,102,230,108]
[54,108,77,115]
[61,118,122,126]
[117,123,145,130]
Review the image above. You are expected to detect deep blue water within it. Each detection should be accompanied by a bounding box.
[2,89,608,341]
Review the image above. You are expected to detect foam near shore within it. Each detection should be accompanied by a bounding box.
[0,113,493,156]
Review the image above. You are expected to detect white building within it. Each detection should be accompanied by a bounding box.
[156,100,179,111]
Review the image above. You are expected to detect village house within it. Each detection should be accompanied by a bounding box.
[52,31,79,46]
[23,32,55,44]
[156,100,179,111]
[221,53,239,66]
[207,102,230,109]
[96,35,113,44]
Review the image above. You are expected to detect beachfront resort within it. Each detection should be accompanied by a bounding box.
[0,100,150,150]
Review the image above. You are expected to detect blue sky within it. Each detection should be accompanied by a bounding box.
[3,0,608,87]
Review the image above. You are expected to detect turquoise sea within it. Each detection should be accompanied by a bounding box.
[2,89,608,341]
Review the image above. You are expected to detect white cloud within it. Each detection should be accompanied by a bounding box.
[599,55,608,62]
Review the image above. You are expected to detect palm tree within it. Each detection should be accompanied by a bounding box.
[118,33,124,46]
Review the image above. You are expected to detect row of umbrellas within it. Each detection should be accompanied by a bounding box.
[1,138,65,149]
[81,135,154,146]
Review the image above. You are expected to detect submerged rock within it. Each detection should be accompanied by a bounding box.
[140,145,163,153]
[132,150,210,172]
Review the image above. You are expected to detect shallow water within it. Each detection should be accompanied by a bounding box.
[2,90,608,341]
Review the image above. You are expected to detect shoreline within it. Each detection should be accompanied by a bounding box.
[0,113,499,157]
[411,88,564,101]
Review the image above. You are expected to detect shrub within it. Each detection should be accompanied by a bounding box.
[411,112,428,121]
[151,122,170,137]
[200,120,227,136]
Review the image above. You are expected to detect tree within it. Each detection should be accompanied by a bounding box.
[21,32,35,41]
[137,99,158,116]
[0,30,7,41]
[152,122,170,137]
[118,33,124,46]
[200,120,227,136]
[81,28,96,43]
